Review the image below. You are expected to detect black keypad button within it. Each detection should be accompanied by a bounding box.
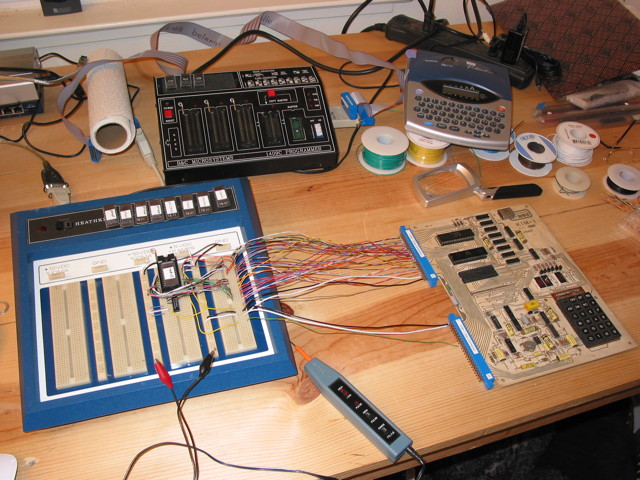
[556,291,621,348]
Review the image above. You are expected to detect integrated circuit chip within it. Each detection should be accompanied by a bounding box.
[448,246,488,265]
[436,228,474,246]
[458,265,499,283]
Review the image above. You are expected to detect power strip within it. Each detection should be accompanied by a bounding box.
[385,15,535,89]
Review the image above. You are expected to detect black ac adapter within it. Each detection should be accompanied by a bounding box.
[501,14,528,65]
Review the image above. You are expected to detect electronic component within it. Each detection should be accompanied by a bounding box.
[553,287,621,348]
[11,178,297,431]
[399,225,438,287]
[154,66,338,184]
[436,228,475,246]
[458,265,498,284]
[448,246,488,265]
[156,253,181,292]
[404,50,513,150]
[41,160,70,205]
[0,47,42,118]
[404,205,636,387]
[156,253,182,311]
[303,357,413,462]
[449,314,495,389]
[501,14,528,65]
[384,14,535,89]
[40,0,82,16]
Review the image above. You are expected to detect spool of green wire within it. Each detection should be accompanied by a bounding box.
[358,126,409,175]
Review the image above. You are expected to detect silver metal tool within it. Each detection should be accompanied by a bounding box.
[413,162,542,207]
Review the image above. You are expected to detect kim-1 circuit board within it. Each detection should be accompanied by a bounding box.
[404,205,636,387]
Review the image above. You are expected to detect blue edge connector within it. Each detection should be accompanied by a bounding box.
[400,226,494,390]
[449,313,495,390]
[399,226,438,288]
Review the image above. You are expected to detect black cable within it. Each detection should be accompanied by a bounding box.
[336,23,444,91]
[337,59,399,90]
[193,28,395,76]
[0,63,85,149]
[342,0,430,35]
[174,352,215,480]
[39,52,79,65]
[463,0,484,39]
[406,447,427,480]
[461,0,497,40]
[360,22,386,33]
[294,123,361,174]
[342,0,373,34]
[123,442,339,480]
[20,93,87,158]
[601,119,637,150]
[171,388,200,480]
[124,352,337,480]
[423,0,434,17]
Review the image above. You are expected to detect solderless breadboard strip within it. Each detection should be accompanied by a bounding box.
[209,263,257,355]
[140,273,164,362]
[49,283,91,389]
[101,274,147,377]
[188,267,219,357]
[161,295,204,367]
[86,280,108,382]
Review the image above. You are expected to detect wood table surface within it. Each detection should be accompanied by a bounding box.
[0,31,638,480]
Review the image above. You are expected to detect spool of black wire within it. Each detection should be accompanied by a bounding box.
[604,164,640,199]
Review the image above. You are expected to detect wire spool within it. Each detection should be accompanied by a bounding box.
[405,132,449,168]
[509,132,557,177]
[604,164,640,199]
[358,126,408,175]
[472,130,516,161]
[553,122,600,167]
[553,166,591,199]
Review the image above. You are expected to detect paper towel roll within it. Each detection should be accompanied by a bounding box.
[86,48,135,154]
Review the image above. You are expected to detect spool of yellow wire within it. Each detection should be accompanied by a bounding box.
[406,132,449,168]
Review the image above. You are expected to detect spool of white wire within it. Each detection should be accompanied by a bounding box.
[553,166,591,199]
[553,122,600,167]
[604,164,640,199]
